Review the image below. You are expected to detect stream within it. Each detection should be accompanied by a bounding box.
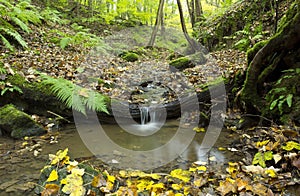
[0,119,299,195]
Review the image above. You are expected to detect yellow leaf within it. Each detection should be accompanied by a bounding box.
[146,173,161,180]
[72,168,85,176]
[78,88,89,98]
[91,174,106,187]
[170,169,191,183]
[61,178,67,184]
[107,174,115,183]
[256,140,270,148]
[119,170,127,178]
[47,170,58,182]
[193,127,205,133]
[171,183,182,190]
[264,169,277,178]
[197,166,207,171]
[57,148,69,160]
[226,177,235,184]
[61,173,84,195]
[151,182,164,189]
[218,147,226,151]
[282,141,300,151]
[62,156,70,165]
[226,162,239,177]
[194,178,202,187]
[50,148,69,165]
[183,186,190,195]
[236,178,249,191]
[136,179,153,191]
[217,180,236,195]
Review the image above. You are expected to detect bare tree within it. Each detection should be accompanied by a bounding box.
[148,0,165,47]
[177,0,198,53]
[186,0,203,27]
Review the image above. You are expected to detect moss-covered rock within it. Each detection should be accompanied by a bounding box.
[121,52,139,62]
[0,104,46,139]
[169,57,193,71]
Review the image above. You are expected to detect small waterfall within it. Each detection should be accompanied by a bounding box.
[139,106,158,125]
[140,107,149,125]
[124,105,166,136]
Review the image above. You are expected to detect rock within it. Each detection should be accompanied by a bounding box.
[121,52,139,62]
[169,57,192,71]
[0,104,46,139]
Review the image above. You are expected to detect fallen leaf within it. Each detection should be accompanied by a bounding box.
[193,127,205,133]
[46,170,58,182]
[41,184,60,196]
[282,141,300,151]
[216,179,236,196]
[170,169,191,183]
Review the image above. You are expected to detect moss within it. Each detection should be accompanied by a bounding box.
[246,40,268,63]
[7,73,53,98]
[0,104,46,138]
[121,52,139,62]
[169,57,192,71]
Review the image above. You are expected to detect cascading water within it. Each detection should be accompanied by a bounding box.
[139,106,158,125]
[140,107,149,125]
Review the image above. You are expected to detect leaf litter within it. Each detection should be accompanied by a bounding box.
[0,19,299,196]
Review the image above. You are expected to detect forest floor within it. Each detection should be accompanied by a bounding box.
[0,24,299,195]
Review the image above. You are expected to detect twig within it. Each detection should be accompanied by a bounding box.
[47,111,71,123]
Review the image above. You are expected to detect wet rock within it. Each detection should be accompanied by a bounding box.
[0,104,46,139]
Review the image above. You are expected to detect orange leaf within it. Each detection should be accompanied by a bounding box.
[41,184,60,196]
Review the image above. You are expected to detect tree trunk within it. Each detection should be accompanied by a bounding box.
[240,3,300,113]
[186,0,195,27]
[176,0,198,53]
[148,0,165,47]
[194,0,203,23]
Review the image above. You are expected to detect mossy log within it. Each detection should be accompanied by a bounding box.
[240,2,300,115]
[1,71,230,125]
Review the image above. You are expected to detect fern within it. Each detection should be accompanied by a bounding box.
[0,26,28,48]
[40,8,63,24]
[60,37,71,49]
[40,74,109,115]
[0,34,14,51]
[0,0,43,50]
[11,16,31,33]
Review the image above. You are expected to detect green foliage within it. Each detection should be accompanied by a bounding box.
[0,0,43,50]
[50,23,103,49]
[40,7,64,25]
[266,68,300,115]
[233,24,264,51]
[0,81,23,96]
[252,151,273,168]
[0,64,23,96]
[40,73,109,115]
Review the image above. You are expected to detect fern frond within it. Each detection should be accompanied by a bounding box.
[11,16,30,33]
[40,74,109,115]
[0,0,12,8]
[40,8,62,24]
[86,91,109,114]
[60,37,71,49]
[0,34,14,51]
[0,26,28,48]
